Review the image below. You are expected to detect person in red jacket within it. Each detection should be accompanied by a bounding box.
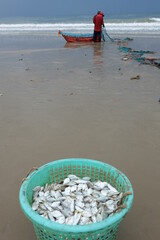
[93,11,105,42]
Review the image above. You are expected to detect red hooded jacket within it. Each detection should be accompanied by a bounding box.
[93,13,104,32]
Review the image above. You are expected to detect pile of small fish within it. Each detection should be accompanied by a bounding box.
[32,175,126,225]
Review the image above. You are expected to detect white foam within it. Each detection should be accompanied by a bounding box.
[149,18,160,22]
[0,22,160,34]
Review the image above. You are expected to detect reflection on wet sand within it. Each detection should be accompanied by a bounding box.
[93,42,104,66]
[64,41,105,74]
[64,42,94,49]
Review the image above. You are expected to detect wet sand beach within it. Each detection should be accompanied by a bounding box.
[0,34,160,240]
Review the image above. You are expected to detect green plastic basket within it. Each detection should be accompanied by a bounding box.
[19,158,134,240]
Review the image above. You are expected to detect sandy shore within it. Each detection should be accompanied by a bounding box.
[0,34,160,240]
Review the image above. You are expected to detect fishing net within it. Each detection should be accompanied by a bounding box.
[119,46,160,69]
[103,29,160,69]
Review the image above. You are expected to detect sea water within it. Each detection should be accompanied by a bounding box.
[0,14,160,35]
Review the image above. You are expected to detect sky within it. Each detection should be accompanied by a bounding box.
[0,0,159,18]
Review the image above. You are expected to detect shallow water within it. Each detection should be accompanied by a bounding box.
[0,34,160,240]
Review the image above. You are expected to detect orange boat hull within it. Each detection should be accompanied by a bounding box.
[59,31,93,42]
[63,35,93,42]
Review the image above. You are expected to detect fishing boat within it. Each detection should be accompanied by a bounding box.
[58,30,93,42]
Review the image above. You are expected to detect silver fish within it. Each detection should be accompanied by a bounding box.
[33,186,41,192]
[96,213,103,222]
[32,202,39,211]
[82,209,92,218]
[65,213,81,225]
[91,215,97,223]
[76,194,84,202]
[72,213,81,225]
[68,174,79,180]
[101,190,108,197]
[51,210,63,219]
[92,206,98,215]
[82,177,91,181]
[97,196,108,202]
[39,204,47,211]
[37,209,44,215]
[90,201,97,207]
[94,181,109,190]
[33,191,39,200]
[67,181,77,186]
[46,197,56,203]
[106,200,116,211]
[44,202,53,212]
[61,208,73,217]
[79,217,90,225]
[78,183,88,191]
[51,201,61,208]
[56,216,65,224]
[84,196,92,203]
[107,183,119,193]
[63,178,70,185]
[75,206,84,212]
[32,174,125,225]
[65,216,74,225]
[44,184,49,192]
[42,212,49,219]
[51,190,62,199]
[64,187,71,195]
[39,191,44,197]
[86,188,93,195]
[48,212,55,222]
[75,201,84,209]
[70,185,77,192]
[44,191,50,197]
[62,198,75,212]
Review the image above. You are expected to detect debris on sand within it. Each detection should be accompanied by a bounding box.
[130,75,140,80]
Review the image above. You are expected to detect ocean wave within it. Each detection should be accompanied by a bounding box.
[0,22,160,34]
[149,18,160,22]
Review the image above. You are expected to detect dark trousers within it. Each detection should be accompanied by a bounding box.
[93,31,101,42]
